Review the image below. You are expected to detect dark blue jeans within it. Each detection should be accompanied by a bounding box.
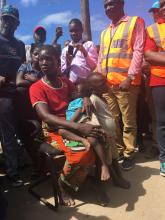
[152,86,165,163]
[0,97,18,177]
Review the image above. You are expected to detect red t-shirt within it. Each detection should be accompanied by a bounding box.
[145,19,165,87]
[29,77,75,118]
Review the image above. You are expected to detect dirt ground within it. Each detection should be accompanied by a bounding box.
[1,150,165,220]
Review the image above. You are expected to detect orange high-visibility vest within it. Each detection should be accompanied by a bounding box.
[147,23,165,78]
[100,16,141,85]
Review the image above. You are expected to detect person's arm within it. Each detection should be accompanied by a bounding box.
[35,103,100,137]
[119,17,146,90]
[144,32,165,66]
[70,108,83,122]
[35,102,77,130]
[24,74,38,83]
[16,63,30,87]
[128,17,146,78]
[61,47,73,76]
[145,51,165,66]
[82,97,93,118]
[19,40,26,63]
[74,42,98,71]
[52,37,58,46]
[16,63,32,87]
[16,71,31,87]
[98,29,107,74]
[97,54,102,73]
[52,27,63,46]
[85,42,98,71]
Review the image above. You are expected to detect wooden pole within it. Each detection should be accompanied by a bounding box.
[80,0,92,41]
[0,0,6,9]
[0,0,6,30]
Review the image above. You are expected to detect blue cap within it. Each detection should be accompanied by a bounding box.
[1,5,19,21]
[149,1,160,12]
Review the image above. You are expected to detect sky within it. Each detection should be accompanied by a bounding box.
[4,0,156,46]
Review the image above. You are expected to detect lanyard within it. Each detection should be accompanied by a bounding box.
[105,26,118,77]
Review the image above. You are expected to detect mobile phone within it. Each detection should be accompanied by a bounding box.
[56,27,63,37]
[68,45,74,56]
[56,26,62,32]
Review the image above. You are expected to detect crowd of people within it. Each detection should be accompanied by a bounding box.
[0,0,165,216]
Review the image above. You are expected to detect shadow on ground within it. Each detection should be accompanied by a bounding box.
[74,162,159,212]
[106,164,159,211]
[0,153,159,220]
[1,172,111,220]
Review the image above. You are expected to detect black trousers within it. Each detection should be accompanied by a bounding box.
[152,86,165,163]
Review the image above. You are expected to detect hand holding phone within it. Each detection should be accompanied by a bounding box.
[73,43,88,57]
[66,46,74,66]
[68,45,74,56]
[56,27,63,38]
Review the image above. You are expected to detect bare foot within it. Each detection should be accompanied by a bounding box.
[101,165,110,181]
[58,178,75,206]
[81,138,90,151]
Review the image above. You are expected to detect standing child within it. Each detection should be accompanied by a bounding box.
[85,73,131,189]
[61,18,98,83]
[60,73,130,189]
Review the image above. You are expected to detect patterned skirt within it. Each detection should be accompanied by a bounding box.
[42,122,95,191]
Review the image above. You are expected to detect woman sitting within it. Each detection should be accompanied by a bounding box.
[29,45,105,206]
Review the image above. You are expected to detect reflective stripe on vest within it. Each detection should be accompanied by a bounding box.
[102,67,129,73]
[100,16,141,85]
[150,23,161,47]
[102,52,133,60]
[147,23,165,78]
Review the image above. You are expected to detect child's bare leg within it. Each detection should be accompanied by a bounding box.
[58,178,75,206]
[87,136,110,181]
[59,129,90,150]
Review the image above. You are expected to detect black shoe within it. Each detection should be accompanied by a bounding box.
[121,158,135,171]
[8,175,24,187]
